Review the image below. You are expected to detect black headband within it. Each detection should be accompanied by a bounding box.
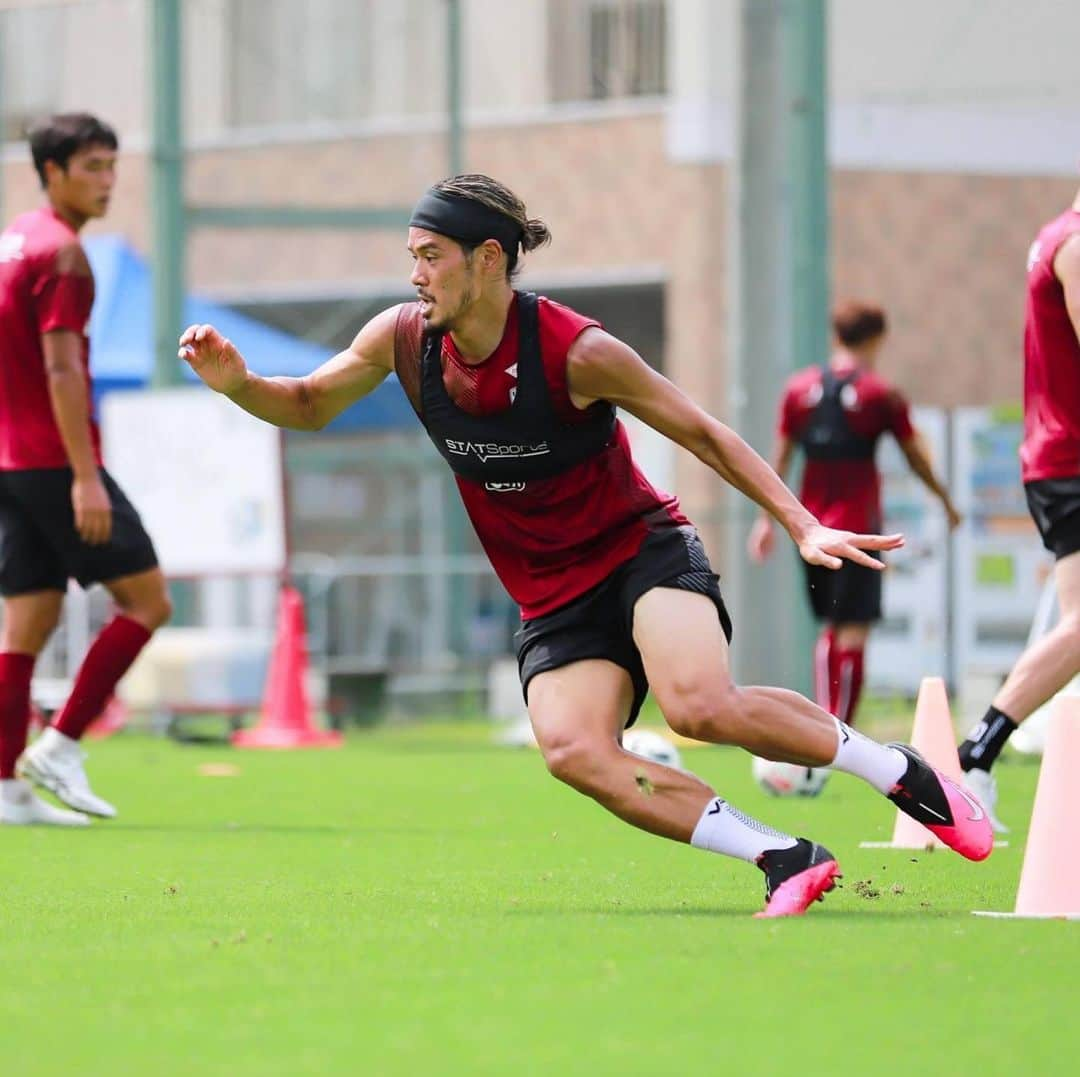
[409,188,523,255]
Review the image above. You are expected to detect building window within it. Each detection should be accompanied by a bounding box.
[226,0,372,128]
[550,0,667,104]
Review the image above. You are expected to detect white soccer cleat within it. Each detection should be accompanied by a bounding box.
[962,767,1009,834]
[16,729,117,819]
[0,779,90,826]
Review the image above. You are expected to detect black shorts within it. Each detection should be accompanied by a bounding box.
[802,554,883,624]
[1024,478,1080,560]
[0,467,158,596]
[514,525,733,727]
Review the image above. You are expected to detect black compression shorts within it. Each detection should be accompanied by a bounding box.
[515,525,733,727]
[1025,477,1080,560]
[0,467,158,596]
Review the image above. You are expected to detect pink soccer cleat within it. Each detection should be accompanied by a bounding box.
[886,743,993,861]
[754,839,842,918]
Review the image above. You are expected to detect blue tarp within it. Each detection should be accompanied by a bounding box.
[84,234,414,432]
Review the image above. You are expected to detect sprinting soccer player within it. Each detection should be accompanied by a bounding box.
[0,114,171,825]
[957,189,1080,834]
[180,174,991,916]
[748,301,961,727]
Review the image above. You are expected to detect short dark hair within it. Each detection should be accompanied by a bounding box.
[431,174,551,282]
[28,112,118,188]
[832,300,886,347]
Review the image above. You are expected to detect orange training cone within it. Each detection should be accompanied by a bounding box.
[232,585,342,749]
[975,696,1080,919]
[861,676,963,850]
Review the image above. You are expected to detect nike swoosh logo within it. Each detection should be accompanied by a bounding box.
[947,780,986,822]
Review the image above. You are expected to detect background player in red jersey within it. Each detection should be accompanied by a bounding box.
[180,175,991,916]
[748,301,960,729]
[956,190,1080,832]
[0,114,171,825]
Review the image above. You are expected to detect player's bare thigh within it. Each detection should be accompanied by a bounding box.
[526,658,634,778]
[634,587,838,761]
[631,588,734,734]
[1054,548,1080,621]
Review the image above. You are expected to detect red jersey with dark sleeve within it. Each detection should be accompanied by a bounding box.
[1020,209,1080,483]
[0,206,99,470]
[779,363,915,532]
[395,294,687,619]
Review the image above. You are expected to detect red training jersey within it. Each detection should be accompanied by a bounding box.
[0,206,99,470]
[1019,208,1080,483]
[779,362,914,532]
[396,294,687,619]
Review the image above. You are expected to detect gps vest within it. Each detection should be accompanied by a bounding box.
[418,292,616,484]
[796,368,875,461]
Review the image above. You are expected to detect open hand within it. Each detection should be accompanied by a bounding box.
[797,525,904,570]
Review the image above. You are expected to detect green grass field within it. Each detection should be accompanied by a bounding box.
[3,719,1077,1076]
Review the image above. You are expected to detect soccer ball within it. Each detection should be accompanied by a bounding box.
[623,728,683,769]
[751,756,831,798]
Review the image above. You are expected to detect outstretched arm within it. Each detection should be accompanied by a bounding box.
[179,305,400,430]
[747,434,796,562]
[567,327,903,569]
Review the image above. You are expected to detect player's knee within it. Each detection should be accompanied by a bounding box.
[126,590,172,632]
[539,730,608,791]
[663,683,744,743]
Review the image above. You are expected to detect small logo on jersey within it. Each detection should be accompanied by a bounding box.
[484,481,526,493]
[0,232,26,263]
[1027,240,1042,273]
[840,384,859,410]
[445,439,550,463]
[805,383,824,407]
[506,362,518,404]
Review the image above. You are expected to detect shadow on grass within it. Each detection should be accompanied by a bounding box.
[92,823,437,836]
[503,904,950,920]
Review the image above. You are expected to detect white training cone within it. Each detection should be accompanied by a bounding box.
[975,696,1080,919]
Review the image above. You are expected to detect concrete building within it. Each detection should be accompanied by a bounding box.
[3,0,1079,539]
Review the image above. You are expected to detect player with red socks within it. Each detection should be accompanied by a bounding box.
[0,114,170,825]
[749,300,961,728]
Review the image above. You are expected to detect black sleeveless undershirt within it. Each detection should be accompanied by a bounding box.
[418,292,616,485]
[796,367,876,461]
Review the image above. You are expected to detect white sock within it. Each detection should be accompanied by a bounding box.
[690,797,798,862]
[829,717,906,794]
[36,726,77,755]
[0,778,31,804]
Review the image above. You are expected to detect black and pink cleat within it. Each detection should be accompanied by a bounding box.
[886,743,994,861]
[754,839,841,918]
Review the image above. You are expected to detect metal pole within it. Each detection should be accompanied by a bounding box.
[447,0,464,176]
[781,0,829,693]
[727,0,827,695]
[149,0,185,387]
[782,0,830,372]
